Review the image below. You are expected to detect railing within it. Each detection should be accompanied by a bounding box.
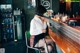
[25,31,41,53]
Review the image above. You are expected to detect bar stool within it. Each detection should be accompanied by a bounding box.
[25,31,41,53]
[25,31,52,53]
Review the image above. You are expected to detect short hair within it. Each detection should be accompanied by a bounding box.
[35,5,47,16]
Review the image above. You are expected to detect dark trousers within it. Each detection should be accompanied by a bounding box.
[33,33,45,47]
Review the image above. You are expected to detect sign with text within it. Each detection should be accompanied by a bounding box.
[41,0,52,10]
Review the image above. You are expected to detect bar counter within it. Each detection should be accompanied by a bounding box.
[49,18,80,53]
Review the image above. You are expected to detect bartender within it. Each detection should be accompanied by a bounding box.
[30,5,53,52]
[30,5,47,47]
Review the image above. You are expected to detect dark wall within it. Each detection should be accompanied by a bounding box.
[24,0,36,31]
[13,0,24,9]
[0,0,12,4]
[24,8,35,31]
[0,0,6,4]
[52,0,59,14]
[59,2,66,14]
[71,2,80,16]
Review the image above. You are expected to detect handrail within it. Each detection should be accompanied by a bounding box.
[25,31,41,53]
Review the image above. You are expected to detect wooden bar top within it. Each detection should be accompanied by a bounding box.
[51,18,80,32]
[49,28,80,53]
[49,18,80,53]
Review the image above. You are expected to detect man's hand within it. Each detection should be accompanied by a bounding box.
[42,29,46,33]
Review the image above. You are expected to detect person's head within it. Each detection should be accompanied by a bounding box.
[35,5,47,17]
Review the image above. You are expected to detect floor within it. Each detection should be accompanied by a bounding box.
[2,40,41,53]
[2,40,26,53]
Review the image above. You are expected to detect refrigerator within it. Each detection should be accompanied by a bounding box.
[0,4,14,42]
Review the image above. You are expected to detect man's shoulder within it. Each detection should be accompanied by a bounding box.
[30,18,35,23]
[31,18,35,21]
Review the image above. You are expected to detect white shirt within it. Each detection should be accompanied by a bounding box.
[30,16,47,36]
